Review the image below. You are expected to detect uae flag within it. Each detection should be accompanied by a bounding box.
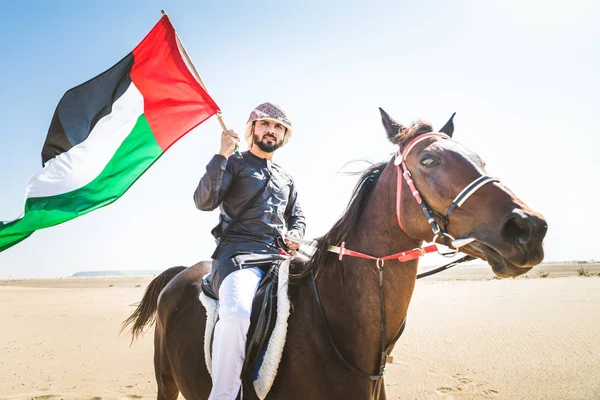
[0,15,220,252]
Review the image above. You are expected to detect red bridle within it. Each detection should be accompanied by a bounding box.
[328,132,499,265]
[394,132,449,232]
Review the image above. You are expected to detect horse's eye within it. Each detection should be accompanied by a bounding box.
[420,156,439,167]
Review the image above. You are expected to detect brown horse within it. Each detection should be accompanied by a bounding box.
[123,109,547,400]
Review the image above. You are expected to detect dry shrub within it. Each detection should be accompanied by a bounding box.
[577,267,591,277]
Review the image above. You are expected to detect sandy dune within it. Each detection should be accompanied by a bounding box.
[0,263,598,400]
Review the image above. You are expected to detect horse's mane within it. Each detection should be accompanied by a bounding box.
[292,161,387,278]
[291,120,434,279]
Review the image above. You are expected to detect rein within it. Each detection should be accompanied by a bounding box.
[308,132,498,399]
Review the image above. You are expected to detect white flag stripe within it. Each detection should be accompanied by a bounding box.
[25,83,144,200]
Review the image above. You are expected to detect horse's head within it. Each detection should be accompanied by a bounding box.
[379,108,547,278]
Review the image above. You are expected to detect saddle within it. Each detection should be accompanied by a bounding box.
[200,260,290,400]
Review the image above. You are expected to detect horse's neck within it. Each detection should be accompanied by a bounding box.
[316,169,420,373]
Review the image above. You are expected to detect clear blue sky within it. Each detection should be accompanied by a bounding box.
[0,0,598,278]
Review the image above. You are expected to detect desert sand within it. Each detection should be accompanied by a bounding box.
[0,262,598,400]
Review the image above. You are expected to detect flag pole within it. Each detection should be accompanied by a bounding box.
[161,10,242,157]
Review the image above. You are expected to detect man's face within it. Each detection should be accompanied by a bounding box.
[252,120,286,153]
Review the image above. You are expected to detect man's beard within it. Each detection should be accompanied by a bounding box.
[253,133,282,153]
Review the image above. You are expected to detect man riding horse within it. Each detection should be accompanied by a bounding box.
[193,102,306,399]
[124,107,547,400]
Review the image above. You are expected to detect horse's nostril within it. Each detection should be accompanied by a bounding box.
[502,215,530,245]
[532,215,548,240]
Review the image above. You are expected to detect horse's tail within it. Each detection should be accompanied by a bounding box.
[121,266,187,343]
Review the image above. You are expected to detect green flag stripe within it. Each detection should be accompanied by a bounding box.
[0,114,162,252]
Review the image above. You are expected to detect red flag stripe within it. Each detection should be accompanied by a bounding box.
[131,15,220,151]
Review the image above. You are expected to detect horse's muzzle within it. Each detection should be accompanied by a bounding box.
[460,208,548,277]
[500,209,547,266]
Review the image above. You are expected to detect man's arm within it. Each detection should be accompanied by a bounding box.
[193,130,240,211]
[193,155,231,211]
[284,184,306,252]
[284,181,306,238]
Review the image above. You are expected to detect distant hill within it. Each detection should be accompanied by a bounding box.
[71,270,161,277]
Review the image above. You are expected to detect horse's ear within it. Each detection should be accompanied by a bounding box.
[439,112,456,137]
[379,107,405,145]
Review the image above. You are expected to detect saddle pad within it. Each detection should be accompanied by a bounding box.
[199,259,291,400]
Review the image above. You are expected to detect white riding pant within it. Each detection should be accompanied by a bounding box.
[208,267,264,400]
